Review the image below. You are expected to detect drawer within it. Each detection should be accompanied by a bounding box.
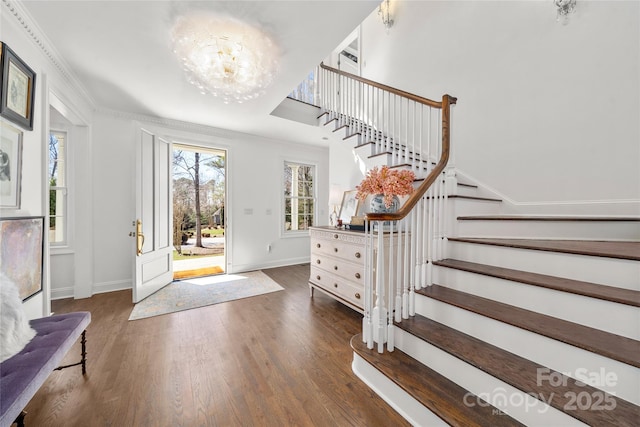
[310,266,364,309]
[311,254,364,284]
[311,238,364,264]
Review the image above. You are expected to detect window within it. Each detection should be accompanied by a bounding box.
[284,162,315,233]
[49,130,67,245]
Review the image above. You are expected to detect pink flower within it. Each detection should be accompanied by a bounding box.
[356,166,416,208]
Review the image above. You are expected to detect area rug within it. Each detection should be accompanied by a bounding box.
[128,270,283,320]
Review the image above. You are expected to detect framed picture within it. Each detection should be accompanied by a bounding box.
[338,190,360,224]
[0,216,44,301]
[0,43,36,131]
[0,119,23,209]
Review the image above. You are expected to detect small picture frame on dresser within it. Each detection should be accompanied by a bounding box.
[338,190,359,225]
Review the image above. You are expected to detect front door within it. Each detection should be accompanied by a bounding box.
[133,128,173,303]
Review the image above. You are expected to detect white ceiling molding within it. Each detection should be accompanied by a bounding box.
[2,0,96,108]
[95,106,253,141]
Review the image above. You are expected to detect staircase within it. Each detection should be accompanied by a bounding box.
[312,63,640,425]
[352,214,640,426]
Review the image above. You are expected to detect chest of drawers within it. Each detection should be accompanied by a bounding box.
[309,227,366,312]
[309,226,396,313]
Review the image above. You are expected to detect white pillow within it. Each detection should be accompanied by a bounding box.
[0,273,37,362]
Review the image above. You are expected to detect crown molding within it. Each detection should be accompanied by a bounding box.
[95,107,245,141]
[2,0,97,108]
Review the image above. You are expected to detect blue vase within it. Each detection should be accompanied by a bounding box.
[370,194,399,227]
[370,194,400,213]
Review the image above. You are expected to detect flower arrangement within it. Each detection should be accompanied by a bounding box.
[356,166,416,208]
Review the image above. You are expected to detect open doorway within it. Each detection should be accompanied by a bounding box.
[172,143,226,279]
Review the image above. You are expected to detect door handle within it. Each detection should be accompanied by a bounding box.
[136,219,145,256]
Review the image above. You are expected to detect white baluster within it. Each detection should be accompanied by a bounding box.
[388,219,394,309]
[374,222,387,353]
[364,223,374,349]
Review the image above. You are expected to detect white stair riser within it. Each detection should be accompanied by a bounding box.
[456,220,640,241]
[394,328,588,427]
[451,184,501,200]
[433,267,640,340]
[447,241,640,290]
[447,197,504,218]
[413,295,640,405]
[362,153,393,171]
[353,141,376,158]
[352,353,448,427]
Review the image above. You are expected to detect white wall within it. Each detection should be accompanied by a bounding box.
[358,1,639,213]
[89,111,329,295]
[1,3,93,317]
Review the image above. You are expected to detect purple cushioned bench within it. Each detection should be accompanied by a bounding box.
[0,311,91,427]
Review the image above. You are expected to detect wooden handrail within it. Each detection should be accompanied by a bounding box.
[365,93,455,222]
[320,63,457,109]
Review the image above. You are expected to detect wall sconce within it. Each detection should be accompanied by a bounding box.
[555,0,576,25]
[378,0,394,31]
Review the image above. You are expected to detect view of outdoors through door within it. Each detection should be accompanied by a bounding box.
[172,144,226,279]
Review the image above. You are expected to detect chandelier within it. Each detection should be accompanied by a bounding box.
[555,0,576,25]
[170,14,279,103]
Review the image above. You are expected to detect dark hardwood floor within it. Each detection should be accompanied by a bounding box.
[23,264,409,427]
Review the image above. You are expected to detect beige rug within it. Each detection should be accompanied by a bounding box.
[129,270,283,320]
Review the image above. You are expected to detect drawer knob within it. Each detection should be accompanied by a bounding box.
[355,293,361,299]
[316,275,321,280]
[334,266,338,271]
[333,234,339,239]
[334,283,338,288]
[334,248,338,253]
[316,259,321,264]
[355,273,361,279]
[316,243,321,248]
[355,252,361,258]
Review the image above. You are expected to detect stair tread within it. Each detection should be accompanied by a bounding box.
[434,258,640,307]
[395,315,640,427]
[423,195,502,202]
[351,335,525,427]
[449,237,640,261]
[456,182,478,188]
[419,285,640,367]
[457,215,640,221]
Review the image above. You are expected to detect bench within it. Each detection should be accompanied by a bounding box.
[0,311,91,427]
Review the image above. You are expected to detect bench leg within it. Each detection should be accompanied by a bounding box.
[14,410,26,427]
[55,330,88,375]
[80,329,87,375]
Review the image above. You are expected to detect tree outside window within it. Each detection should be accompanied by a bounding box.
[49,130,67,245]
[284,162,315,232]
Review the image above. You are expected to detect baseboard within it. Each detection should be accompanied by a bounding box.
[92,279,132,296]
[230,256,309,274]
[50,286,74,300]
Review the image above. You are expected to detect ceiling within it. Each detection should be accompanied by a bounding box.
[19,1,379,145]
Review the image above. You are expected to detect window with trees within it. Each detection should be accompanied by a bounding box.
[49,130,67,245]
[284,162,315,233]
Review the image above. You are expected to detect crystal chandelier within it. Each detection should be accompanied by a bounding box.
[170,14,279,103]
[555,0,576,25]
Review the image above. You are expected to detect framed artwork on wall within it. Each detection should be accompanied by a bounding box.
[338,190,360,224]
[0,216,44,301]
[0,43,36,131]
[0,119,23,209]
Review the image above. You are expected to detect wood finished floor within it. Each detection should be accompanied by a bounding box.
[25,264,409,427]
